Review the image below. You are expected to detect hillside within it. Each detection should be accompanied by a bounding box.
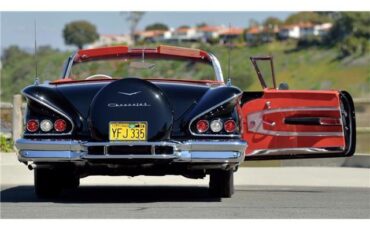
[202,41,370,96]
[1,48,71,102]
[1,42,369,102]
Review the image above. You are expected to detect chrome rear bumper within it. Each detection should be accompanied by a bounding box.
[15,139,247,164]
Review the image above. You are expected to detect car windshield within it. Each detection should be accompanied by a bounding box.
[69,57,216,81]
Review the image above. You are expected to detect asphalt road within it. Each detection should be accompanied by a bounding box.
[1,184,369,218]
[1,153,369,218]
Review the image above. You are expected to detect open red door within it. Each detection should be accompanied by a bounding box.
[241,57,356,160]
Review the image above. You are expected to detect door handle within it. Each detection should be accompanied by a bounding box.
[284,117,341,126]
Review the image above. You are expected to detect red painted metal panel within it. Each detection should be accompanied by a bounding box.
[77,46,129,61]
[262,111,342,132]
[242,89,346,155]
[74,45,211,62]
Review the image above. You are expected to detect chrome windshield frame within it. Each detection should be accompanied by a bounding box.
[208,53,224,82]
[62,51,77,78]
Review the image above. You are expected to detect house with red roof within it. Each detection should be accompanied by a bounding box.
[218,27,244,43]
[134,29,173,43]
[279,24,301,39]
[245,26,262,43]
[245,25,279,44]
[279,22,332,39]
[87,21,333,48]
[169,27,202,42]
[196,25,224,42]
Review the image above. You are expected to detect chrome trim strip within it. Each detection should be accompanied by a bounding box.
[247,106,344,137]
[84,141,180,146]
[208,53,224,82]
[253,106,341,113]
[188,91,243,138]
[23,133,72,137]
[175,151,242,163]
[83,140,246,153]
[338,101,346,139]
[15,139,83,152]
[247,147,344,157]
[20,150,82,161]
[22,92,75,136]
[15,139,247,164]
[180,140,246,152]
[82,154,177,160]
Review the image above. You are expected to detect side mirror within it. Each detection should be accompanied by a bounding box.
[278,82,289,90]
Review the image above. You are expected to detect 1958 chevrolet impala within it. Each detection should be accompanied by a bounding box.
[15,45,356,198]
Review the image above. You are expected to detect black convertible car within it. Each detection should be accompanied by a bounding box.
[15,45,356,198]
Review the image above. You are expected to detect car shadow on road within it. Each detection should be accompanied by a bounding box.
[0,185,221,203]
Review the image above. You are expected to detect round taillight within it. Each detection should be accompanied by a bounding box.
[54,119,67,132]
[224,120,236,133]
[40,119,53,132]
[210,119,223,133]
[196,120,209,133]
[26,119,39,132]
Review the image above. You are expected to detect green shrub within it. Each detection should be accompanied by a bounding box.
[0,135,14,152]
[339,36,361,57]
[297,36,322,48]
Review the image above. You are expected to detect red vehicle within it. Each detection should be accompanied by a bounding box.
[15,45,355,198]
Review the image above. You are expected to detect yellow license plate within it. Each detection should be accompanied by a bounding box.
[109,122,147,141]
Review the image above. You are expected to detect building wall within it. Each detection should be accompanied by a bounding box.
[87,35,132,48]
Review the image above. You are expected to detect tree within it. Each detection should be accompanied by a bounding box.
[178,25,190,29]
[248,19,259,28]
[263,17,282,41]
[317,12,341,21]
[285,12,331,25]
[263,17,283,28]
[326,12,370,56]
[1,46,31,67]
[125,11,145,45]
[328,12,370,42]
[63,20,99,49]
[196,22,208,28]
[37,46,59,55]
[145,23,168,31]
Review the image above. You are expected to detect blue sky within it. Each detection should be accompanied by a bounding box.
[1,11,292,52]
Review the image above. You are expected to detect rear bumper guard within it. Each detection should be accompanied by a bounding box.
[15,139,247,164]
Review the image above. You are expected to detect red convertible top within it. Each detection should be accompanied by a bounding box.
[74,45,212,63]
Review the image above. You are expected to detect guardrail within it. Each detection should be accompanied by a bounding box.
[1,94,370,146]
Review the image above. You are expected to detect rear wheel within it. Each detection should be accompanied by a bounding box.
[209,170,234,198]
